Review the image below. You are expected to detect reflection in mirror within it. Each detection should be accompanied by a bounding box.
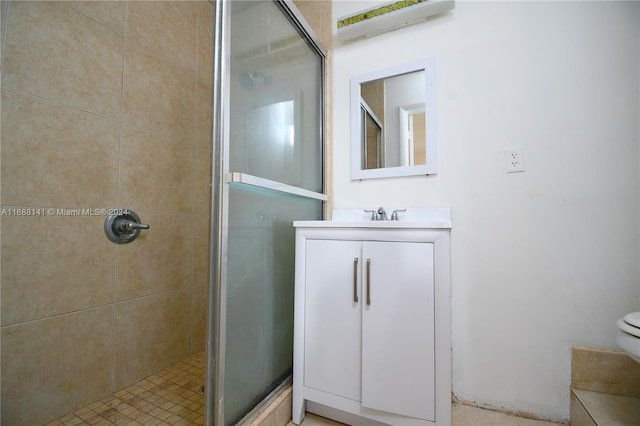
[360,96,383,169]
[351,58,437,180]
[361,70,425,169]
[399,104,426,166]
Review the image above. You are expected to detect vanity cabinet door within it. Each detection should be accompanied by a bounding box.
[361,241,435,421]
[304,239,362,401]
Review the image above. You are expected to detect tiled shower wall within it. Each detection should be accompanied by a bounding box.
[0,1,214,424]
[291,0,334,217]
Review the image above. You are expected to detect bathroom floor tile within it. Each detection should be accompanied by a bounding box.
[51,353,569,426]
[47,352,205,426]
[289,413,346,426]
[287,403,567,426]
[573,389,640,426]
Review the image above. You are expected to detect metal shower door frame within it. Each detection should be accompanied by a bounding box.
[205,1,327,425]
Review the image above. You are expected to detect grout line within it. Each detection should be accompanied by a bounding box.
[574,391,599,426]
[1,283,193,331]
[0,86,120,123]
[0,304,113,330]
[59,0,121,37]
[191,4,201,359]
[111,0,131,397]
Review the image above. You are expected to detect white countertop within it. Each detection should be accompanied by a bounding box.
[294,208,452,229]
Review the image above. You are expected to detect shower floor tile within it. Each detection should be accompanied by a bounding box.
[45,352,206,426]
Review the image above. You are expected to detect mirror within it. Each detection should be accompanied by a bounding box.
[351,58,437,180]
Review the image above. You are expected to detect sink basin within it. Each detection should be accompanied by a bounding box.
[294,208,452,229]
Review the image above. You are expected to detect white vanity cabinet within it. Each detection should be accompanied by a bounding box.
[292,218,451,426]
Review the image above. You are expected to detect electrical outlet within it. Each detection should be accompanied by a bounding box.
[504,147,525,173]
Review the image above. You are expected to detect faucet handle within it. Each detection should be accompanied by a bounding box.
[364,209,379,221]
[390,209,407,221]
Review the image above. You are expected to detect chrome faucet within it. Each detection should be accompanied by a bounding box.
[364,207,406,221]
[377,207,389,221]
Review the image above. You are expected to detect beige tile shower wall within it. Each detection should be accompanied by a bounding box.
[0,2,213,425]
[292,0,334,216]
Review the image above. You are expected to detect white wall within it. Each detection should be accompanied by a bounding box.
[332,0,640,422]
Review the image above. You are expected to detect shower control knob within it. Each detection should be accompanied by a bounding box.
[115,220,150,233]
[104,210,149,244]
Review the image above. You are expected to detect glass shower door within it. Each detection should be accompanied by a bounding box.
[207,1,326,424]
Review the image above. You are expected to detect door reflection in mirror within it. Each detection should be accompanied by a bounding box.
[350,57,437,180]
[360,98,383,169]
[361,69,425,169]
[399,104,426,166]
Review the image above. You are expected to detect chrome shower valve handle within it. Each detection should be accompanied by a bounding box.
[104,210,149,244]
[115,219,150,233]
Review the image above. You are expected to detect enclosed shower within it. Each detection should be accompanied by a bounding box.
[0,0,326,425]
[206,1,326,424]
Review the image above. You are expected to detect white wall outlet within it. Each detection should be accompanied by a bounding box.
[504,147,525,173]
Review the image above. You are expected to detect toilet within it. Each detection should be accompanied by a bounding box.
[616,312,640,364]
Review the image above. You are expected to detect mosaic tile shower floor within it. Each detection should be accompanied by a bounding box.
[44,350,567,426]
[45,352,206,426]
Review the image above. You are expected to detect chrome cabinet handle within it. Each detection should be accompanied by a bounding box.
[366,258,371,306]
[353,258,359,303]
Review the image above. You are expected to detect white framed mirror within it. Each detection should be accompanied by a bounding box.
[351,58,437,180]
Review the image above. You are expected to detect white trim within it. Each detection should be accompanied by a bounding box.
[351,57,438,180]
[337,0,455,42]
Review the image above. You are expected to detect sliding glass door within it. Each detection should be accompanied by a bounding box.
[207,1,326,424]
